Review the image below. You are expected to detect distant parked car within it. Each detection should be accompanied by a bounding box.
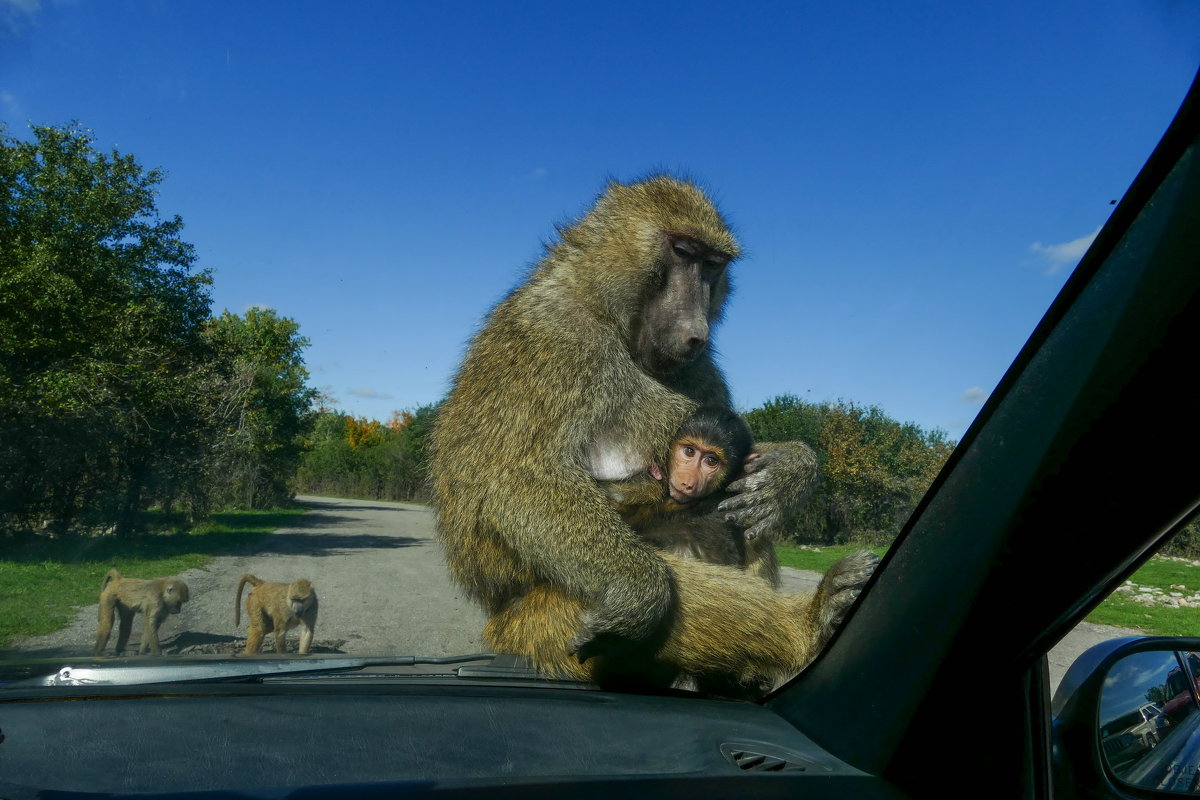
[1100,703,1167,770]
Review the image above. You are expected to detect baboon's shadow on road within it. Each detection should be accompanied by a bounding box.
[297,499,427,514]
[252,504,428,556]
[172,631,349,655]
[246,531,424,557]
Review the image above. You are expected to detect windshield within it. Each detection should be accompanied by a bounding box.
[2,3,1199,697]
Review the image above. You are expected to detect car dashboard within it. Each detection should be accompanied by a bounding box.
[0,675,905,799]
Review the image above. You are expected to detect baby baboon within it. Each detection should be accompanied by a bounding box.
[235,574,318,655]
[430,174,878,695]
[605,406,780,586]
[94,569,191,656]
[606,406,754,520]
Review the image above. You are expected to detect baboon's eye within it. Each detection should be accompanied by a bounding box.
[671,236,700,259]
[682,445,696,458]
[703,455,720,468]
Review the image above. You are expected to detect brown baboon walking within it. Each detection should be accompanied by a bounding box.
[430,175,877,695]
[235,574,318,655]
[94,569,191,656]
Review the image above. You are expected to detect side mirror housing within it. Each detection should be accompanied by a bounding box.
[1054,637,1200,797]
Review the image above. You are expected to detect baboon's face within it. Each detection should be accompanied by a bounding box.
[288,581,314,615]
[667,438,728,504]
[164,581,189,614]
[636,233,730,375]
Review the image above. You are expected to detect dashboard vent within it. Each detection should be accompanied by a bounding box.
[720,742,809,773]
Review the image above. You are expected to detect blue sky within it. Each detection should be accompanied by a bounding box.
[3,1,1198,440]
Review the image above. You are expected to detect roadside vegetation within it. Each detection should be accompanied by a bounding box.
[778,543,1200,637]
[293,406,438,503]
[1085,558,1200,636]
[1,124,316,538]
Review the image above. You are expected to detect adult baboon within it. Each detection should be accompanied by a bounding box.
[94,569,190,656]
[606,406,780,586]
[235,574,318,655]
[430,175,877,694]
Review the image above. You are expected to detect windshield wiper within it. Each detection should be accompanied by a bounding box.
[1,653,501,688]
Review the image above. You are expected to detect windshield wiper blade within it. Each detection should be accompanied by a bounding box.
[2,653,499,688]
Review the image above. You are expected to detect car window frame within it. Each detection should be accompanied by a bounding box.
[769,67,1200,799]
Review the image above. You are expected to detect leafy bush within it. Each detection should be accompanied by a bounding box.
[1159,519,1200,561]
[294,405,438,502]
[745,395,953,546]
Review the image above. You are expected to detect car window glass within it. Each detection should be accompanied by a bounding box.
[2,3,1199,702]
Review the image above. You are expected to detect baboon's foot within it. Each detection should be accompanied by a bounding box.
[810,550,879,648]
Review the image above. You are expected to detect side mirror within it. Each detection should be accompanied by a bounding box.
[1054,637,1200,796]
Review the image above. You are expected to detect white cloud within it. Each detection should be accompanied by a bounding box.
[1,0,40,36]
[960,387,988,404]
[349,387,395,400]
[0,90,23,118]
[1030,227,1101,275]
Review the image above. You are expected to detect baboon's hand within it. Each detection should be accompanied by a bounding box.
[568,612,633,664]
[719,441,819,540]
[810,550,879,648]
[567,571,675,663]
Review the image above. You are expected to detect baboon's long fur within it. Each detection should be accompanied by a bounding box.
[430,175,870,693]
[95,569,190,656]
[236,573,318,655]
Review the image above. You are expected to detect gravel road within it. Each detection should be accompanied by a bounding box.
[15,495,487,659]
[14,495,1140,693]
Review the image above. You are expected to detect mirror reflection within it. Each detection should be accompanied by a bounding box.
[1101,650,1200,792]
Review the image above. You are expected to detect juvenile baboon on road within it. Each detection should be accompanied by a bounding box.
[606,406,780,586]
[235,574,318,655]
[94,569,190,656]
[430,175,878,695]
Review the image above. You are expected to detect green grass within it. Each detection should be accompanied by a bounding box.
[776,544,1200,637]
[1085,558,1200,635]
[0,507,306,647]
[775,543,888,572]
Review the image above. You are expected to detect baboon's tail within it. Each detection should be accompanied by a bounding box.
[100,569,122,592]
[235,574,264,627]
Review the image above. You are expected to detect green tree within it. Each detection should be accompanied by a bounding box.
[0,123,212,533]
[817,402,953,545]
[742,394,823,443]
[294,404,439,502]
[1159,518,1200,560]
[200,308,317,510]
